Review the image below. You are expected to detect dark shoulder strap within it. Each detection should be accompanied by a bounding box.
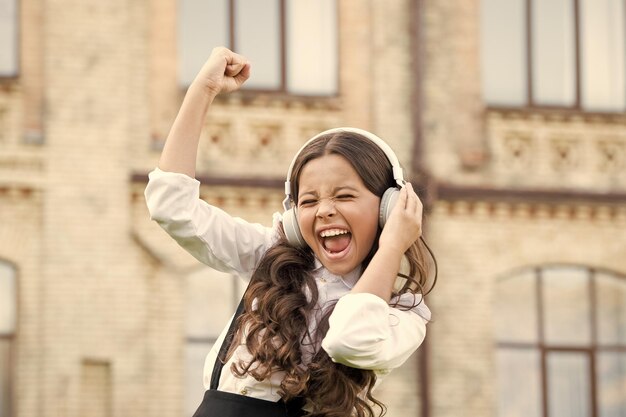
[207,285,307,414]
[209,294,246,390]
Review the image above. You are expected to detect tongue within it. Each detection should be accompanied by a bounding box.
[324,235,351,253]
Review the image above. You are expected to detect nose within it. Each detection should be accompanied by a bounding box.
[316,198,336,218]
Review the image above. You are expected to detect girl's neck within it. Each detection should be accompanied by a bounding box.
[314,258,362,288]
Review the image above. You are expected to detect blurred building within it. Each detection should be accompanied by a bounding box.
[0,0,625,417]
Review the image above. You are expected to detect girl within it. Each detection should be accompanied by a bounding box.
[145,47,435,417]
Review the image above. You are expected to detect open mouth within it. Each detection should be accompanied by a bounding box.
[319,228,352,255]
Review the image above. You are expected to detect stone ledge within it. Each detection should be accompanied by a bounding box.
[433,199,626,222]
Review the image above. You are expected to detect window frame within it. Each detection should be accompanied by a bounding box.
[483,0,626,115]
[495,265,626,417]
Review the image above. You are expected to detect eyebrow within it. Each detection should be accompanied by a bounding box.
[298,185,360,199]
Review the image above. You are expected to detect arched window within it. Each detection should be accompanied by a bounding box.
[495,265,626,417]
[0,261,16,417]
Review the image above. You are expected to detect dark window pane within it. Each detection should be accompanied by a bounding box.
[580,0,626,112]
[0,0,18,76]
[496,348,542,417]
[235,0,281,89]
[547,352,592,417]
[597,352,626,417]
[286,0,338,95]
[178,0,230,86]
[531,0,576,106]
[495,270,538,343]
[480,0,528,105]
[596,272,626,346]
[543,267,591,346]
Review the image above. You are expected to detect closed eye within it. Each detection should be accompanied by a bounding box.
[299,199,317,207]
[335,194,355,200]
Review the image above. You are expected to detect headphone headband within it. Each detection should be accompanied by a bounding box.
[283,127,404,211]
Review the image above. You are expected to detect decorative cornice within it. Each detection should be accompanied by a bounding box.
[130,172,284,189]
[211,90,343,112]
[487,107,626,125]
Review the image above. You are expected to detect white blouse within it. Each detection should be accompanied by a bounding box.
[144,168,430,402]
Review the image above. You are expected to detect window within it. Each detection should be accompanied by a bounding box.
[184,269,245,416]
[178,0,338,96]
[0,0,18,77]
[495,266,626,417]
[0,261,16,417]
[480,0,626,112]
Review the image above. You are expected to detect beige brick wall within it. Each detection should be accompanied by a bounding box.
[370,0,416,173]
[34,0,152,416]
[421,0,486,178]
[2,0,624,417]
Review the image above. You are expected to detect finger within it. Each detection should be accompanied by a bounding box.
[409,189,424,218]
[404,183,417,212]
[397,184,408,210]
[224,50,246,65]
[233,62,251,83]
[225,62,246,77]
[229,51,247,64]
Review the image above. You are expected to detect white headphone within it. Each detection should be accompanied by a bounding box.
[282,127,405,248]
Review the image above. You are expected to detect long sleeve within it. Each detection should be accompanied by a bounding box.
[321,292,430,370]
[144,168,277,278]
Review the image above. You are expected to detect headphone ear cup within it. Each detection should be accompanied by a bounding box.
[379,187,400,228]
[282,208,307,248]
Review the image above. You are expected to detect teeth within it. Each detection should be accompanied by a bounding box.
[320,229,349,238]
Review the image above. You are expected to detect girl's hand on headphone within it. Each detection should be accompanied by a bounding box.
[378,183,423,255]
[192,47,251,98]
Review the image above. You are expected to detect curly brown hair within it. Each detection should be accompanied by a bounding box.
[227,131,435,416]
